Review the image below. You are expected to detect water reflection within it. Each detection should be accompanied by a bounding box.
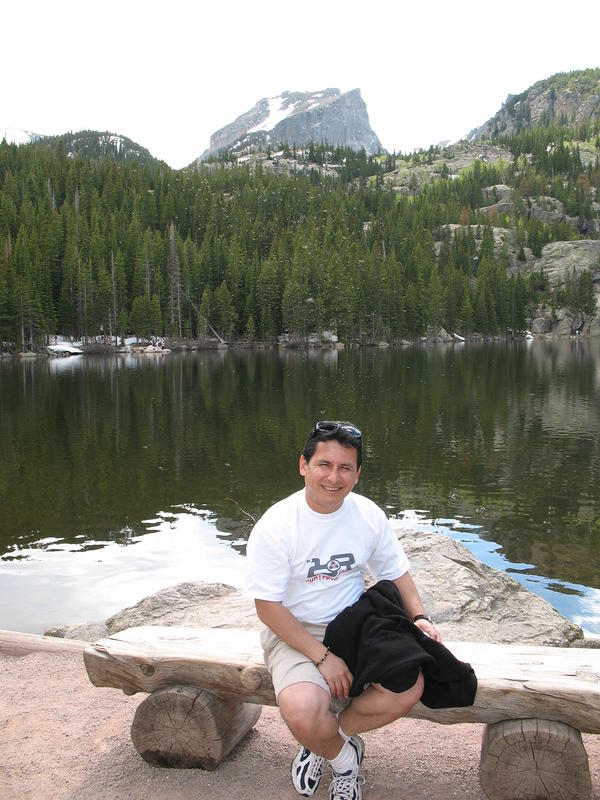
[0,507,247,634]
[47,354,84,374]
[1,341,600,633]
[393,510,600,637]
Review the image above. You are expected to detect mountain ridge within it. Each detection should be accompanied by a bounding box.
[466,67,600,141]
[195,87,383,163]
[2,127,161,166]
[4,69,600,169]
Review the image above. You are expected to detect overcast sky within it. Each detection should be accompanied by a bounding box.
[3,0,599,169]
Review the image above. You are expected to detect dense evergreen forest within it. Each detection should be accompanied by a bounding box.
[0,119,599,350]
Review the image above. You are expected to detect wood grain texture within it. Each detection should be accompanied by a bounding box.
[130,685,261,769]
[83,627,600,733]
[0,629,88,656]
[479,719,592,800]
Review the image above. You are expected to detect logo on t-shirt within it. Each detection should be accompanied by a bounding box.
[306,553,355,581]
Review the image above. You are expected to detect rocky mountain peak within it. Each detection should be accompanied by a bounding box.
[196,87,383,162]
[467,67,600,141]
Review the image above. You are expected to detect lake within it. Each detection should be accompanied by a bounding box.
[1,341,599,636]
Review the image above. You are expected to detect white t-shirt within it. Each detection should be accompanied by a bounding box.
[245,489,409,624]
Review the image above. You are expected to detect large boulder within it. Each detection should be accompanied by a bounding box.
[393,529,582,646]
[44,622,108,641]
[105,582,258,634]
[482,184,513,202]
[531,316,552,334]
[584,316,600,336]
[99,532,582,647]
[553,313,584,336]
[423,327,454,343]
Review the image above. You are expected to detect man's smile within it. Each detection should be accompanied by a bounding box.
[299,440,361,514]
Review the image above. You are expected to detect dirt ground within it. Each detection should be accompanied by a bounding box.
[1,651,598,800]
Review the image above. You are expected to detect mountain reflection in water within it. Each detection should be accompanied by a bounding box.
[0,341,599,635]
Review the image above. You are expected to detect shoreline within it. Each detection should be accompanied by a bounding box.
[3,328,597,358]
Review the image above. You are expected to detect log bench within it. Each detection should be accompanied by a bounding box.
[83,626,600,800]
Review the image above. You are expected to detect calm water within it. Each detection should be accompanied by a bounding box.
[1,341,599,635]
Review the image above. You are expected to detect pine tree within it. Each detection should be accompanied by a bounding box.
[198,286,212,340]
[458,288,474,334]
[213,280,237,340]
[129,295,145,342]
[427,265,444,330]
[167,221,182,336]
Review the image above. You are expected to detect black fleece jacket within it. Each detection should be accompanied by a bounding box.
[323,579,477,709]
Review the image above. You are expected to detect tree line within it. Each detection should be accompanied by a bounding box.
[0,123,598,350]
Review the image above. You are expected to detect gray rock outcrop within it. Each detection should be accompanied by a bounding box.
[423,327,454,343]
[44,622,108,641]
[393,529,582,646]
[531,316,552,334]
[105,582,258,634]
[584,316,600,335]
[197,88,383,162]
[533,240,600,287]
[467,68,600,142]
[529,196,566,225]
[80,531,584,647]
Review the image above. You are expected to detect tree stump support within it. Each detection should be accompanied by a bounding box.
[131,684,262,770]
[479,718,592,800]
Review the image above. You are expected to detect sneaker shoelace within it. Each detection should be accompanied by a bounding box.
[330,772,365,800]
[307,752,326,781]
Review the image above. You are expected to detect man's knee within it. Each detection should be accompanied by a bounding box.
[278,682,331,737]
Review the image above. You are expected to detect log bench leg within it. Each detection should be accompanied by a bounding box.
[130,684,262,770]
[479,719,592,800]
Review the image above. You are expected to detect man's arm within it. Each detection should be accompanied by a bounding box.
[254,599,354,699]
[393,572,441,642]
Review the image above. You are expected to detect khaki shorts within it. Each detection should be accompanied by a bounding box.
[260,623,350,712]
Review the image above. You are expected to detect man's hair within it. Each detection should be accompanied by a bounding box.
[302,421,362,468]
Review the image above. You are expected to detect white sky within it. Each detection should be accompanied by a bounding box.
[2,0,599,169]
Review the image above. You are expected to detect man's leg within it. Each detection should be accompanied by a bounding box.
[263,625,364,797]
[278,680,343,759]
[338,671,424,736]
[279,681,365,799]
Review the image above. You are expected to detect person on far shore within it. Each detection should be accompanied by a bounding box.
[245,420,440,800]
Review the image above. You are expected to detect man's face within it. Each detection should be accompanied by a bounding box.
[299,439,361,514]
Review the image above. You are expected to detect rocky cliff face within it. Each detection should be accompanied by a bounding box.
[467,68,600,141]
[196,88,383,162]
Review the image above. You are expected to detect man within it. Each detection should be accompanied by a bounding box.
[246,421,440,800]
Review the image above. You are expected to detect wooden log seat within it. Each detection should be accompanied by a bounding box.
[83,626,600,800]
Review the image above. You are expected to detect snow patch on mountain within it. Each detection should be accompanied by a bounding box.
[248,96,297,134]
[1,127,42,145]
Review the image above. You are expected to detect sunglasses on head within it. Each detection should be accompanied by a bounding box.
[312,421,362,439]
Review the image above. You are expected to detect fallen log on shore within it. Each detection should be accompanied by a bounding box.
[0,629,88,657]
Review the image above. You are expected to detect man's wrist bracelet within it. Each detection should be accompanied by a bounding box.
[413,613,433,624]
[315,647,330,667]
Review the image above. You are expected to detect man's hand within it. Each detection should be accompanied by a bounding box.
[414,618,441,642]
[254,599,354,697]
[318,651,353,699]
[393,574,442,643]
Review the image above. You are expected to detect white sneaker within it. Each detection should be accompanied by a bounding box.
[346,735,365,767]
[329,735,365,800]
[329,770,366,800]
[291,745,327,796]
